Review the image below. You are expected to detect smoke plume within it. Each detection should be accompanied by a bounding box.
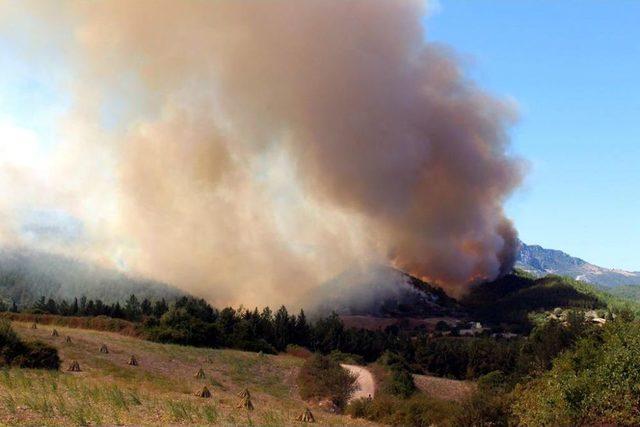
[1,0,522,305]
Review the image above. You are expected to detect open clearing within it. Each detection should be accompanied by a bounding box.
[0,321,378,426]
[413,374,475,402]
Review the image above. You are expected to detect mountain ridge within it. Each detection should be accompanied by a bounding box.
[516,240,640,287]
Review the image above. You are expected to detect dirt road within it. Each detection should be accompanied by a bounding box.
[342,364,375,402]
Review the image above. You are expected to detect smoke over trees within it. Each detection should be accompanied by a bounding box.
[0,1,522,306]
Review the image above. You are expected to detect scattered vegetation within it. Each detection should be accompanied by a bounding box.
[5,270,640,425]
[297,354,358,410]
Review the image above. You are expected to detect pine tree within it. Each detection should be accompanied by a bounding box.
[80,296,87,314]
[274,306,292,351]
[33,296,47,312]
[141,298,152,316]
[58,299,70,315]
[294,309,311,347]
[111,302,124,319]
[125,294,142,321]
[153,299,169,318]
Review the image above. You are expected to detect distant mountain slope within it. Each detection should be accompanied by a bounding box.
[0,247,186,307]
[308,264,464,318]
[516,241,640,287]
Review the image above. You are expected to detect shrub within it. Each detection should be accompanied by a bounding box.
[384,368,416,398]
[454,389,513,427]
[297,354,358,410]
[234,339,277,354]
[378,351,416,398]
[347,397,375,419]
[347,394,458,426]
[328,350,364,365]
[0,319,22,363]
[12,341,60,369]
[0,320,60,369]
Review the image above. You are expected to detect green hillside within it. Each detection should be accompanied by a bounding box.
[462,270,640,329]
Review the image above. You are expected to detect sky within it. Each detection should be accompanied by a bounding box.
[426,0,640,271]
[0,1,638,275]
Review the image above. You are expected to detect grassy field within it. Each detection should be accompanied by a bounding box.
[413,374,475,402]
[0,322,378,426]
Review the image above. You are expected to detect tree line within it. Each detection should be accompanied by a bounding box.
[4,292,608,384]
[4,294,170,320]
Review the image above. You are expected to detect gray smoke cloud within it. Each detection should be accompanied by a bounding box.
[0,0,522,305]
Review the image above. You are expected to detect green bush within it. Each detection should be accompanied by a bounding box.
[513,318,640,426]
[328,350,364,365]
[12,341,60,369]
[0,319,22,363]
[385,368,416,398]
[378,352,416,398]
[347,394,458,426]
[297,354,358,410]
[0,320,59,369]
[455,392,513,427]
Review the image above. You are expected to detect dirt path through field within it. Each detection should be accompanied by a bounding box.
[342,364,375,402]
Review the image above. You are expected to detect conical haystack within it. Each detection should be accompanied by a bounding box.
[65,336,72,343]
[100,344,109,354]
[194,367,206,379]
[51,329,59,337]
[237,388,251,399]
[196,386,212,398]
[237,395,254,411]
[31,323,37,329]
[67,360,81,372]
[128,355,138,366]
[296,408,315,423]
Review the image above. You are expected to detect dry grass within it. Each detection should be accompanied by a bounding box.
[0,313,140,336]
[0,321,378,426]
[413,374,475,402]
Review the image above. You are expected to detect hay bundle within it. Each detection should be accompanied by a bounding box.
[237,394,254,411]
[67,360,82,372]
[296,408,315,423]
[65,336,72,343]
[100,344,109,354]
[31,323,37,329]
[51,329,59,337]
[237,388,251,399]
[194,368,206,379]
[128,355,138,366]
[196,386,212,398]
